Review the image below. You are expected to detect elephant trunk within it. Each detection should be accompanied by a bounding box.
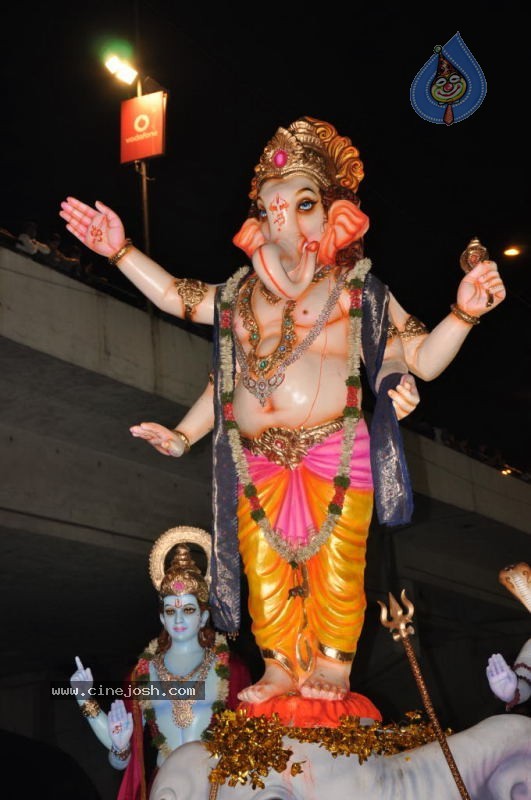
[251,241,319,300]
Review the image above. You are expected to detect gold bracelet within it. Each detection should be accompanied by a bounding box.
[450,303,480,326]
[172,429,191,454]
[108,238,133,267]
[80,699,102,718]
[110,744,131,761]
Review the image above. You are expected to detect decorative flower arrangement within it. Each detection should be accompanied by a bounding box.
[219,260,372,563]
[205,708,443,790]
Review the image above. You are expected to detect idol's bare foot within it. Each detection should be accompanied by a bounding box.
[299,656,351,700]
[237,659,296,703]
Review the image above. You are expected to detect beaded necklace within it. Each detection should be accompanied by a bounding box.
[136,634,230,760]
[236,270,347,406]
[219,259,372,563]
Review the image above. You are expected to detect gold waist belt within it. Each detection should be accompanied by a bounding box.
[241,416,344,470]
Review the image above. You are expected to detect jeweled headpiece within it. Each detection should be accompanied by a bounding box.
[149,526,212,603]
[249,116,364,200]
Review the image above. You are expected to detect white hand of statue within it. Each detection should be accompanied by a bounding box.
[486,653,518,703]
[388,375,420,421]
[70,656,94,699]
[59,197,127,259]
[457,261,506,317]
[108,700,133,751]
[130,422,187,457]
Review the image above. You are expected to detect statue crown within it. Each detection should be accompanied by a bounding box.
[249,116,364,200]
[159,544,209,603]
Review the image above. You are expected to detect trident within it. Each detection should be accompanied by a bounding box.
[378,590,471,800]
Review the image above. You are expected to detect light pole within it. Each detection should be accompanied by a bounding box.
[134,76,151,256]
[104,55,165,258]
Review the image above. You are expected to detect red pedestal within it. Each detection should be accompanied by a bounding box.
[238,691,382,728]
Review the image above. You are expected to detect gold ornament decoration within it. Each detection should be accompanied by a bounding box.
[80,699,102,718]
[241,417,344,470]
[459,237,494,308]
[108,238,133,266]
[171,429,191,454]
[149,526,212,600]
[388,315,429,342]
[174,278,208,320]
[204,708,442,791]
[450,303,480,326]
[152,648,216,727]
[249,117,364,200]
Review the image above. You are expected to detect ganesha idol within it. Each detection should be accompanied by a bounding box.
[60,117,505,705]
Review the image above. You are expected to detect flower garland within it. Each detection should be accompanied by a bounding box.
[135,633,230,761]
[219,259,372,563]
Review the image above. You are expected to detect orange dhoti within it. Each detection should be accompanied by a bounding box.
[238,419,373,677]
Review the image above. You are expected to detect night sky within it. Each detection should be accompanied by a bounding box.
[1,2,529,470]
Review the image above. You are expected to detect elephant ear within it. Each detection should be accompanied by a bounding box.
[319,200,370,265]
[233,218,266,258]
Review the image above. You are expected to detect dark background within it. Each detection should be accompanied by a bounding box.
[0,4,529,794]
[1,1,529,471]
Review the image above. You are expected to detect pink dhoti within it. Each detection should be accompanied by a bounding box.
[237,418,373,676]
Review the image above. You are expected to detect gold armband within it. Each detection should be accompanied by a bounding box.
[108,239,133,266]
[388,315,429,340]
[172,429,191,454]
[174,278,208,321]
[80,699,102,718]
[450,303,480,326]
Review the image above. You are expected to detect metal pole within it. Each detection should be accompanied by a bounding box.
[379,590,472,800]
[136,77,150,257]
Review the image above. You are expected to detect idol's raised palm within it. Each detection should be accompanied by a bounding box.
[59,197,126,258]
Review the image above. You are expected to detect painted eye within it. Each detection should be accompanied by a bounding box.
[449,74,460,83]
[183,606,197,615]
[299,200,315,212]
[258,208,267,220]
[164,608,175,616]
[435,77,446,87]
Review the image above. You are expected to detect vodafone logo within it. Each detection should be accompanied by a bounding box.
[133,114,150,133]
[121,91,166,162]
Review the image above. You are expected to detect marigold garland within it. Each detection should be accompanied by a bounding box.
[219,260,372,563]
[205,708,447,790]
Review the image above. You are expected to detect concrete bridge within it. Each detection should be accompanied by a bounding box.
[1,247,529,798]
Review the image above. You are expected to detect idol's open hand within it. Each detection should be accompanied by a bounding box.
[59,197,126,258]
[457,261,506,316]
[130,422,187,457]
[70,656,94,696]
[108,700,133,751]
[486,653,518,703]
[388,374,419,421]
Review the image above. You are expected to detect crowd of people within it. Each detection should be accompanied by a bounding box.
[0,220,144,308]
[0,220,212,339]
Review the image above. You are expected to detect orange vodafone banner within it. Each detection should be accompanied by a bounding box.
[120,91,167,164]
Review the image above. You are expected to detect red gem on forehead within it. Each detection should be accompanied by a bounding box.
[172,580,186,592]
[273,149,288,167]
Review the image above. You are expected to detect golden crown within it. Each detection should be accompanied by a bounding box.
[249,117,364,200]
[149,526,211,603]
